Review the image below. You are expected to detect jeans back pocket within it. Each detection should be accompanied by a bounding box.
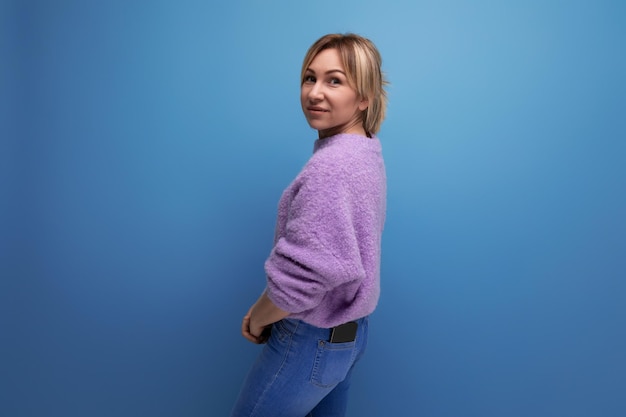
[310,340,356,388]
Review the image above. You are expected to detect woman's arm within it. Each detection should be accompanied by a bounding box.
[241,291,290,344]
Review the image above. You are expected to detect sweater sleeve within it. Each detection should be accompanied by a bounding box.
[264,157,366,314]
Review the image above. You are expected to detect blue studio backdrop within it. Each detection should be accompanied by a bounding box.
[2,1,625,416]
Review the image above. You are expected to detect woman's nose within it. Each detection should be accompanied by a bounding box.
[308,82,323,100]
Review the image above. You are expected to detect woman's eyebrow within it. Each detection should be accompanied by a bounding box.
[305,68,347,75]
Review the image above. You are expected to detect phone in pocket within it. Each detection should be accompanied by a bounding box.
[329,321,358,343]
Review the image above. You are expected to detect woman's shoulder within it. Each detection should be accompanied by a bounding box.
[300,138,381,189]
[313,134,381,163]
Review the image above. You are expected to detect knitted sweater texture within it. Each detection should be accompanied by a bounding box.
[264,133,387,328]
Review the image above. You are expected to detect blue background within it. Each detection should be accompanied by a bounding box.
[2,1,625,416]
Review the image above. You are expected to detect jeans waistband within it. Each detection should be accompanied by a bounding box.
[281,316,368,340]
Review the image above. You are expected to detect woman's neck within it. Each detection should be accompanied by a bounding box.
[318,122,367,139]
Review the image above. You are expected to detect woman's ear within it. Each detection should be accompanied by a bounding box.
[358,96,369,112]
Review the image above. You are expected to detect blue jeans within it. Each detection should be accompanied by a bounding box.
[230,316,369,417]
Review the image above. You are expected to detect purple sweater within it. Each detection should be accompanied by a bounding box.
[264,133,387,328]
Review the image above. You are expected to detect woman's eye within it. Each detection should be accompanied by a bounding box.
[329,78,341,85]
[304,75,316,83]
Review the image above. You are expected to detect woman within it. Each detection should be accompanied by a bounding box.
[231,33,388,417]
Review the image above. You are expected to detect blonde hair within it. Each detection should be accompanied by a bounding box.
[301,33,388,135]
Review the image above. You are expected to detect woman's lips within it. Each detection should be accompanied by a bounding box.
[308,106,328,115]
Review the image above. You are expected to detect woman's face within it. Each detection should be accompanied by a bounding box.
[301,48,369,138]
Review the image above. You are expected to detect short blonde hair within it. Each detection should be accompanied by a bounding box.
[301,33,388,135]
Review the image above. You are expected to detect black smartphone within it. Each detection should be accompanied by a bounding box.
[329,321,358,343]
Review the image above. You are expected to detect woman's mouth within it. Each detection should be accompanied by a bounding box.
[308,106,328,114]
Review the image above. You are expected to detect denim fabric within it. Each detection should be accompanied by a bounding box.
[230,316,369,417]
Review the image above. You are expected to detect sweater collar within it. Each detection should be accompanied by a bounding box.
[313,133,380,153]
